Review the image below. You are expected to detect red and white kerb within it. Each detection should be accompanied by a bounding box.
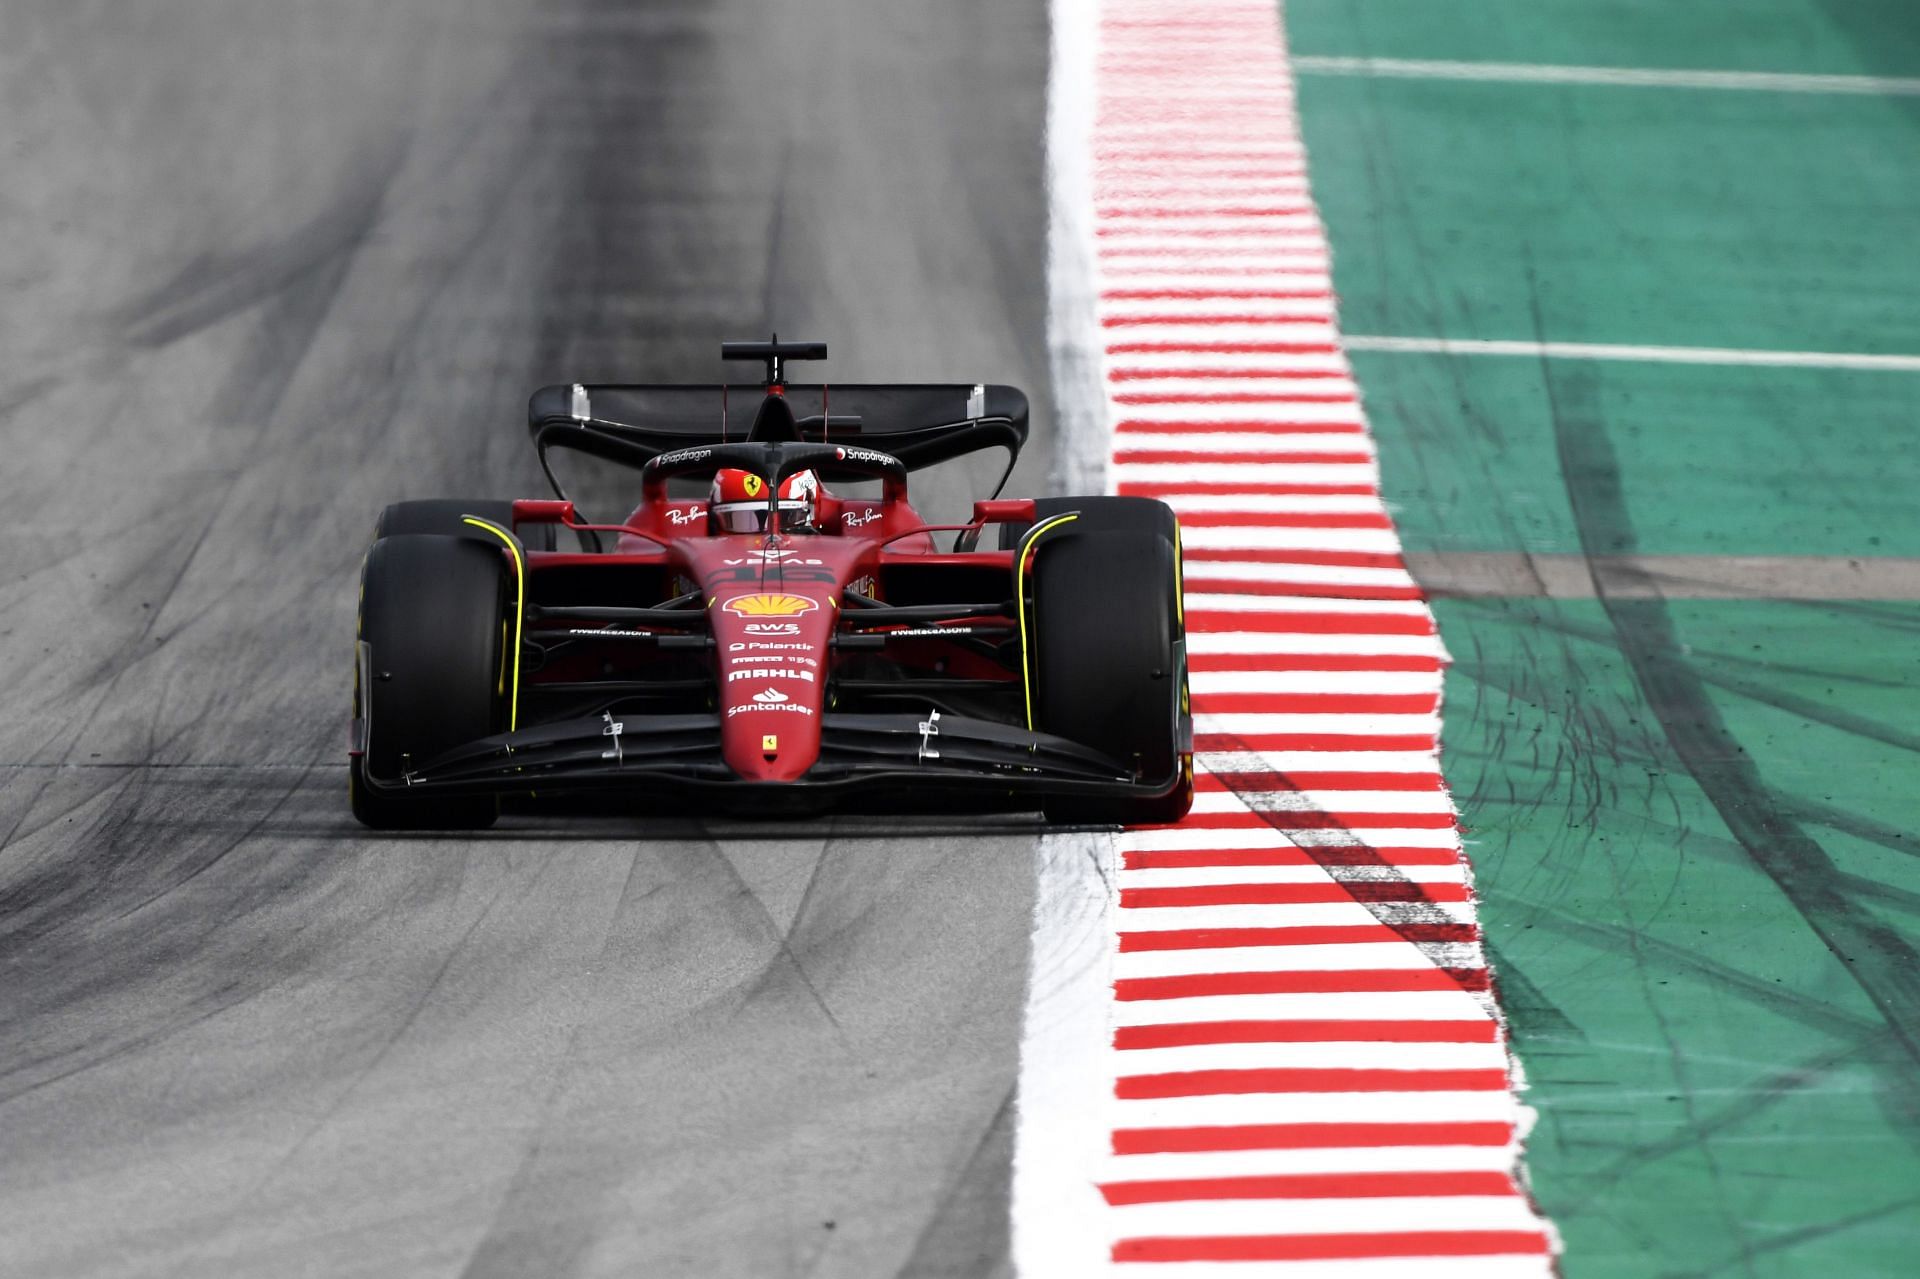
[1083,0,1559,1271]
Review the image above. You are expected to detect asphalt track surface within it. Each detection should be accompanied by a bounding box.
[0,2,1054,1275]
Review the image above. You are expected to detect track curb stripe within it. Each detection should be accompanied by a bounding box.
[1012,0,1561,1271]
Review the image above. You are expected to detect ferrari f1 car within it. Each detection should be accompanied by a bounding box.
[349,341,1192,829]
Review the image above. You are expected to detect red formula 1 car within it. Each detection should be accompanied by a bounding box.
[349,341,1192,829]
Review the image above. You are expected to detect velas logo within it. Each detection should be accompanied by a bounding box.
[722,593,818,618]
[723,552,824,566]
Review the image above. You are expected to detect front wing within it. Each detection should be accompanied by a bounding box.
[351,654,1185,811]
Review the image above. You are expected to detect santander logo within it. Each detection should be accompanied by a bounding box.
[727,685,815,718]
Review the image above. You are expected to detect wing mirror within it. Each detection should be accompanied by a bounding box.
[970,499,1037,525]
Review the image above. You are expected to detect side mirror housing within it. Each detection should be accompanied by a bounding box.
[511,499,576,527]
[971,498,1037,525]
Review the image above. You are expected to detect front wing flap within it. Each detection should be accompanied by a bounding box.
[353,706,1178,804]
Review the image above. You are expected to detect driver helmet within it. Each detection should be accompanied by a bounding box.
[708,468,820,534]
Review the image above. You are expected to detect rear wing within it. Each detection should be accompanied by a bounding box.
[526,382,1029,481]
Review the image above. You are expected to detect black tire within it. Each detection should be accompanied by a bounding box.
[373,498,557,551]
[998,494,1181,550]
[1027,501,1193,825]
[350,534,508,830]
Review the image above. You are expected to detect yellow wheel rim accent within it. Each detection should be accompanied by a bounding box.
[1016,512,1081,732]
[461,517,525,732]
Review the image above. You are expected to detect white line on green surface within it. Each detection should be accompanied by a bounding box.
[1343,335,1920,372]
[1293,55,1920,97]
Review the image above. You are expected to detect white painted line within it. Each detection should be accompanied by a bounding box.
[1189,750,1443,773]
[1106,1195,1542,1237]
[1096,185,1316,204]
[1120,903,1479,933]
[1110,321,1345,343]
[1343,334,1920,372]
[1114,993,1489,1027]
[1115,1092,1520,1127]
[1114,402,1365,425]
[1102,1146,1522,1180]
[1190,790,1454,816]
[1163,494,1386,514]
[1108,351,1349,375]
[1098,252,1327,270]
[1182,563,1416,589]
[1121,858,1461,884]
[1101,295,1337,321]
[1186,632,1446,657]
[1185,702,1442,727]
[1098,213,1326,236]
[1112,1043,1508,1081]
[1121,818,1451,844]
[1292,54,1920,98]
[1012,830,1124,1277]
[1011,2,1117,1274]
[1121,844,1459,875]
[1116,431,1373,454]
[1116,945,1485,980]
[1186,593,1426,615]
[1177,527,1400,553]
[1190,671,1438,694]
[1105,376,1359,395]
[1099,255,1332,271]
[1099,232,1332,254]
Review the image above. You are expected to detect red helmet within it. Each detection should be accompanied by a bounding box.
[708,468,820,534]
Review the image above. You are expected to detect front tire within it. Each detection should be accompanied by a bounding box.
[350,534,508,830]
[1027,500,1192,825]
[373,498,557,550]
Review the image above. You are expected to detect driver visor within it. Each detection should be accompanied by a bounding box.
[713,500,813,534]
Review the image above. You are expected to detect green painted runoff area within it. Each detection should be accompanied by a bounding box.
[1287,1,1920,1273]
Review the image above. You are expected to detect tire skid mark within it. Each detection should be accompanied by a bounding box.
[0,771,344,1104]
[1544,352,1920,1070]
[180,851,557,1266]
[1446,597,1920,759]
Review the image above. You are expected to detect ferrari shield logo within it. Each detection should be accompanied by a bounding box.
[742,474,764,497]
[722,593,818,618]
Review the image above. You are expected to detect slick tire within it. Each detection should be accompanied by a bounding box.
[997,494,1181,551]
[350,534,508,830]
[373,498,558,551]
[1028,501,1193,826]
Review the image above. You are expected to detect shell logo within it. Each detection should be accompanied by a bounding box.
[722,593,818,619]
